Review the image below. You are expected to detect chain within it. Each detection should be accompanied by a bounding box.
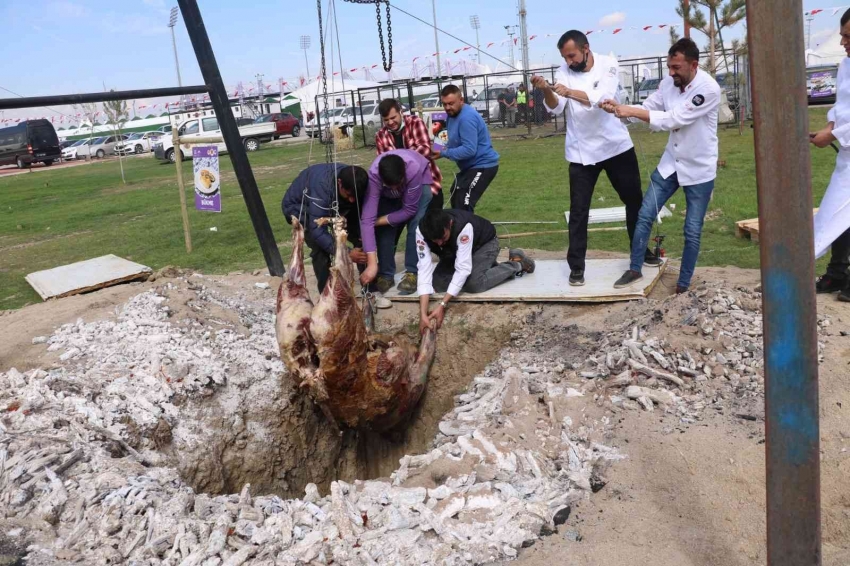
[316,0,332,163]
[342,0,393,72]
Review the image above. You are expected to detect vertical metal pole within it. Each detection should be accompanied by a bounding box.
[746,1,821,565]
[177,0,284,277]
[172,128,193,253]
[431,0,441,78]
[476,28,481,64]
[171,27,183,89]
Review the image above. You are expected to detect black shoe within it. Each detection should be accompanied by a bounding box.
[838,287,850,302]
[676,285,689,295]
[644,249,663,267]
[614,270,643,289]
[569,269,585,287]
[816,274,846,294]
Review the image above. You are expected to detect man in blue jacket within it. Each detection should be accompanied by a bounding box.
[434,84,500,212]
[282,163,369,294]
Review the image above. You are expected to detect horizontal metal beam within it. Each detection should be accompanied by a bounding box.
[0,86,210,111]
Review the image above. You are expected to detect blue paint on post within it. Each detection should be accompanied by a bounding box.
[764,267,818,466]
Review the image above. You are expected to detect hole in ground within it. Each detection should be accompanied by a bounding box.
[155,304,522,499]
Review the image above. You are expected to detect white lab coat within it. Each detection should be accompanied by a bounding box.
[814,57,850,257]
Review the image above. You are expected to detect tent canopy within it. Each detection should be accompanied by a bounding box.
[807,32,845,66]
[289,78,382,114]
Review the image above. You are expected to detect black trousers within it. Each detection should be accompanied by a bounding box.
[432,237,520,294]
[567,147,644,272]
[826,227,850,280]
[449,166,499,212]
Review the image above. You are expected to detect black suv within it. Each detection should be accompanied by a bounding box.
[0,119,61,168]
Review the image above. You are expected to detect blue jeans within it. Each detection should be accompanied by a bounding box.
[374,186,432,279]
[630,170,715,289]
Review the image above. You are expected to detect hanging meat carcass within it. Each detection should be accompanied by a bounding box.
[275,216,437,431]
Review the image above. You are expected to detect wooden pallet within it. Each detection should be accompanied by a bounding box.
[735,209,819,243]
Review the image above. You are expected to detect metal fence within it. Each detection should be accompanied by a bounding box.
[308,48,748,148]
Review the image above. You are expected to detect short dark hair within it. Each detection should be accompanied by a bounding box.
[377,154,406,187]
[557,30,588,50]
[338,165,368,203]
[378,98,402,118]
[842,7,850,26]
[668,38,700,62]
[440,84,462,97]
[419,209,452,241]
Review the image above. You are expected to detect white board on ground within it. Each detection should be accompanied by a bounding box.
[25,254,152,301]
[384,258,667,303]
[565,205,673,225]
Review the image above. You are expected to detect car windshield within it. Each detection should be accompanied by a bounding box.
[90,137,107,144]
[125,133,142,140]
[71,139,87,147]
[639,79,661,90]
[359,105,375,115]
[255,115,272,123]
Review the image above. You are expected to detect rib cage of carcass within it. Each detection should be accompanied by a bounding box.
[275,216,437,431]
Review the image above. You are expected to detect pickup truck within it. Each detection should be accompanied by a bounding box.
[153,115,276,163]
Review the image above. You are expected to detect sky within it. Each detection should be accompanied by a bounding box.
[0,0,845,123]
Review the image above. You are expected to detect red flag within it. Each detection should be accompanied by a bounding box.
[613,28,623,34]
[811,8,823,14]
[586,30,594,35]
[350,68,358,72]
[643,26,653,31]
[529,35,537,41]
[413,56,420,62]
[138,105,147,109]
[659,24,668,28]
[514,38,518,45]
[463,46,471,51]
[371,64,378,68]
[486,42,495,48]
[454,48,461,53]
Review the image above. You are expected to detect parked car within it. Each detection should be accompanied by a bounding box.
[806,65,838,105]
[470,84,517,121]
[157,124,173,135]
[61,138,91,160]
[637,78,662,102]
[304,107,346,138]
[59,140,76,150]
[0,119,61,168]
[617,84,632,105]
[115,131,163,155]
[714,73,741,110]
[154,115,276,162]
[420,97,442,109]
[235,117,256,127]
[76,135,127,159]
[255,112,300,138]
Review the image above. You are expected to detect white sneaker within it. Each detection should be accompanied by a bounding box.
[373,292,392,309]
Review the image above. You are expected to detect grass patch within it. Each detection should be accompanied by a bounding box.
[0,108,838,311]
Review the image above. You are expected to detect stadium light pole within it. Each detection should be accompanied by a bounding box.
[470,15,481,65]
[168,7,184,108]
[300,35,311,80]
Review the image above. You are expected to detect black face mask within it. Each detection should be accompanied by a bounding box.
[569,50,589,72]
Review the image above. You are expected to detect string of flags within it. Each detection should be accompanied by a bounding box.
[805,5,850,16]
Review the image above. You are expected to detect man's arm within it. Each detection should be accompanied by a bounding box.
[428,224,473,328]
[532,73,567,114]
[416,228,437,333]
[375,129,391,156]
[406,116,435,161]
[442,117,480,163]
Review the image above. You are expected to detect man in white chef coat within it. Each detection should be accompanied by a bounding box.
[811,8,850,302]
[600,38,721,294]
[530,30,657,287]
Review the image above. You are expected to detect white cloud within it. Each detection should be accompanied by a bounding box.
[599,12,626,27]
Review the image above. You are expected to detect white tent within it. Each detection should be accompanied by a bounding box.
[289,78,382,115]
[807,32,845,66]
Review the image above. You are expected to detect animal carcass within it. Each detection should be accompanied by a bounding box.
[275,216,436,431]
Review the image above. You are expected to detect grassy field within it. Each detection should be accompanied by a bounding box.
[0,108,839,311]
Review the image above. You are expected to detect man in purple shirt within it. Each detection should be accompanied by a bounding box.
[360,149,433,296]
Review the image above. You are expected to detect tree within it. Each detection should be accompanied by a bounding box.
[103,91,129,185]
[73,102,100,160]
[676,0,746,75]
[669,25,681,46]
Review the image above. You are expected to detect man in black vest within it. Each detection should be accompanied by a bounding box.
[415,209,536,333]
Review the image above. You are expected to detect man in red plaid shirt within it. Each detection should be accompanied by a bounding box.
[375,98,444,294]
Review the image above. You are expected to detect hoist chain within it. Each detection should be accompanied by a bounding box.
[342,0,393,72]
[316,0,332,160]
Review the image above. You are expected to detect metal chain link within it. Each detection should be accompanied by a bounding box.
[316,0,332,162]
[342,0,393,72]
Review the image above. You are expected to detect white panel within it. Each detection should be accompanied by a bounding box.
[25,255,152,301]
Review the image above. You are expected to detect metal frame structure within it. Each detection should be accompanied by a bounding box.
[747,0,821,564]
[0,0,285,277]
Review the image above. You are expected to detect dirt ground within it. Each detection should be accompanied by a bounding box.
[1,252,849,565]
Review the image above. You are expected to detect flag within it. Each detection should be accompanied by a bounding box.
[586,30,594,35]
[811,8,823,15]
[659,24,668,29]
[643,26,653,31]
[529,35,537,41]
[613,28,623,34]
[487,42,495,48]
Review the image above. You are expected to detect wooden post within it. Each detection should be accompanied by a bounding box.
[172,128,193,253]
[747,0,821,564]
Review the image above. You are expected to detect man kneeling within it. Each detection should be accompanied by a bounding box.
[416,209,536,333]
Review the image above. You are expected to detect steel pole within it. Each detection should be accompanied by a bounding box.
[177,0,285,277]
[431,0,441,78]
[0,86,209,111]
[746,1,821,564]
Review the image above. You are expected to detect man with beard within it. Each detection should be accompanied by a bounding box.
[434,84,500,212]
[600,38,721,294]
[531,29,655,287]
